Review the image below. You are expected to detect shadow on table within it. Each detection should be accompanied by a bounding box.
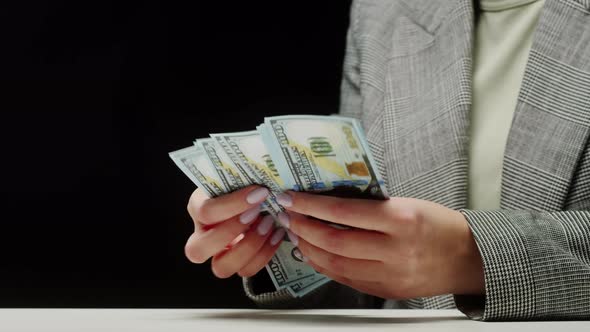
[188,311,467,325]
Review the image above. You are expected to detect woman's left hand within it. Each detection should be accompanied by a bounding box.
[276,191,485,299]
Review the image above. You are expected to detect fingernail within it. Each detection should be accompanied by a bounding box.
[278,211,290,229]
[257,215,274,236]
[275,192,293,207]
[293,248,309,262]
[239,206,261,224]
[270,228,286,246]
[246,187,270,204]
[287,230,298,246]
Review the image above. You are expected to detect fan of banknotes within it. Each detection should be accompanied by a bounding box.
[169,115,388,298]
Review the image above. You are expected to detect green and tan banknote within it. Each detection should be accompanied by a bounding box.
[169,115,388,298]
[207,131,326,296]
[195,138,250,192]
[268,241,330,297]
[258,115,387,199]
[210,131,285,218]
[169,141,325,297]
[168,146,225,197]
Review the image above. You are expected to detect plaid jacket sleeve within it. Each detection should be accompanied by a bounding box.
[455,209,590,321]
[241,277,381,309]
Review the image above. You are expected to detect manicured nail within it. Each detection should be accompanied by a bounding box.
[270,228,286,246]
[278,212,290,229]
[293,248,308,262]
[287,230,298,246]
[246,187,270,204]
[275,192,293,207]
[257,215,274,236]
[239,206,260,224]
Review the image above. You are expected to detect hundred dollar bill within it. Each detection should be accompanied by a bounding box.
[267,241,330,297]
[195,138,249,192]
[287,274,331,298]
[168,146,225,197]
[211,131,285,192]
[210,131,285,217]
[259,115,388,199]
[210,131,329,296]
[170,115,388,298]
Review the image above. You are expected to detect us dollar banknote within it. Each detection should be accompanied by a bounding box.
[195,138,250,192]
[210,131,285,217]
[170,115,389,299]
[168,146,225,197]
[169,145,322,297]
[210,131,326,297]
[267,240,330,297]
[259,115,388,199]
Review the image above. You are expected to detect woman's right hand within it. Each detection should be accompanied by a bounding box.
[184,185,286,278]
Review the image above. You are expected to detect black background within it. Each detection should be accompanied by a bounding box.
[0,1,351,307]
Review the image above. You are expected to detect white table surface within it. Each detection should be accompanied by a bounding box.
[0,309,587,331]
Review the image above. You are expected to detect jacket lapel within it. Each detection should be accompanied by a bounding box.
[500,0,590,211]
[383,0,474,209]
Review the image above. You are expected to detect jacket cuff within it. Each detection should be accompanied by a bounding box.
[457,210,535,321]
[243,275,384,309]
[243,276,302,308]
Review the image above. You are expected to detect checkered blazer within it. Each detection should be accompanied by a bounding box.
[243,0,590,321]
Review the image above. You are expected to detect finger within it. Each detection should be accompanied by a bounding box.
[308,261,385,298]
[276,191,390,231]
[238,227,285,278]
[186,188,207,220]
[188,185,270,225]
[297,238,383,282]
[211,218,275,278]
[285,211,388,260]
[226,233,245,249]
[185,213,260,264]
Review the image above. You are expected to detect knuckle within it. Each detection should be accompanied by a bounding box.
[188,192,211,220]
[185,242,208,264]
[297,192,322,215]
[311,264,325,275]
[187,193,199,218]
[294,193,310,213]
[211,260,233,279]
[327,200,353,220]
[399,201,416,224]
[323,228,345,252]
[186,201,193,216]
[239,264,262,278]
[396,275,416,296]
[237,269,252,278]
[404,245,419,261]
[388,204,422,232]
[326,254,345,274]
[395,207,419,224]
[195,200,218,224]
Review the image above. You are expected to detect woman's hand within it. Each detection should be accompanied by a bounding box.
[185,186,286,278]
[275,192,485,299]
